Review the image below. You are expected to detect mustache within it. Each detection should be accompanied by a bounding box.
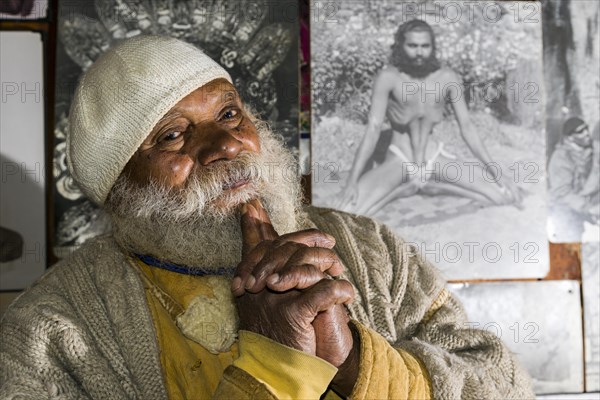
[185,152,262,199]
[108,152,265,223]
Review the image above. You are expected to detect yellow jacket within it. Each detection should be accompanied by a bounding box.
[137,258,432,399]
[0,207,534,399]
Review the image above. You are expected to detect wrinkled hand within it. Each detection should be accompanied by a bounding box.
[233,199,355,363]
[313,304,360,396]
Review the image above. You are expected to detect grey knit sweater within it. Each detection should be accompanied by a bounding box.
[0,207,534,399]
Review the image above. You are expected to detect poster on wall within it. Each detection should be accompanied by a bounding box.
[543,0,600,243]
[52,0,299,258]
[0,31,46,290]
[582,241,599,392]
[311,0,549,280]
[449,280,584,394]
[0,0,47,20]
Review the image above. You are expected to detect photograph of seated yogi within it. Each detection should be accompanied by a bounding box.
[312,1,547,281]
[335,19,521,215]
[0,36,534,399]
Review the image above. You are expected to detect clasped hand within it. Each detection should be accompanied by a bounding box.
[232,199,359,394]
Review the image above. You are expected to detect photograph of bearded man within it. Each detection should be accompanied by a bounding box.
[312,1,548,281]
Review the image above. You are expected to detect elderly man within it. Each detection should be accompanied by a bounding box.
[0,36,533,399]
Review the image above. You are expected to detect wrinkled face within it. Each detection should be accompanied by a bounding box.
[109,78,301,267]
[123,78,261,204]
[402,30,433,65]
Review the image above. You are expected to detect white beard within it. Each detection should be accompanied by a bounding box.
[104,120,304,270]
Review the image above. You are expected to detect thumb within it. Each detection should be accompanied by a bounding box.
[240,200,278,256]
[249,199,278,241]
[240,202,262,256]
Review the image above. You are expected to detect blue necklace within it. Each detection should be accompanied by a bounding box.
[135,253,235,277]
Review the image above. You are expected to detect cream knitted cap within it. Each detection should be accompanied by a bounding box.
[67,35,232,205]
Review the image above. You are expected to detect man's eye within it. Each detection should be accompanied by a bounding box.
[222,109,239,120]
[162,131,183,141]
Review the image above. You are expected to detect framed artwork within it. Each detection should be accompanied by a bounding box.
[0,0,47,20]
[311,0,548,280]
[449,280,584,394]
[543,0,599,243]
[0,31,46,290]
[582,241,599,392]
[52,0,299,258]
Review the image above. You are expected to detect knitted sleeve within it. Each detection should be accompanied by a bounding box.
[1,238,168,400]
[0,270,122,399]
[304,207,535,400]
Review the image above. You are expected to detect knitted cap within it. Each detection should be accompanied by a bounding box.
[562,116,586,136]
[67,35,232,205]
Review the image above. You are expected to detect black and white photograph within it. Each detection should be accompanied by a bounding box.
[311,0,548,280]
[52,0,299,257]
[0,0,47,20]
[0,31,46,290]
[582,241,600,392]
[543,0,600,243]
[449,280,584,395]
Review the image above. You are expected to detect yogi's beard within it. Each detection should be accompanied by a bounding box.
[394,55,440,79]
[104,121,304,270]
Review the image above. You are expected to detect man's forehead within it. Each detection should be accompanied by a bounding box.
[159,79,239,119]
[405,30,432,42]
[200,78,238,99]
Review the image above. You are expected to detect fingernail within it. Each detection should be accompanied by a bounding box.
[245,275,256,290]
[240,203,249,214]
[247,203,259,218]
[267,273,279,285]
[231,276,242,292]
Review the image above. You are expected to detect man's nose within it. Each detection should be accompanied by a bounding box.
[192,124,243,165]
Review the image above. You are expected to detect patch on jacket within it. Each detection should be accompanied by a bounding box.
[176,276,239,354]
